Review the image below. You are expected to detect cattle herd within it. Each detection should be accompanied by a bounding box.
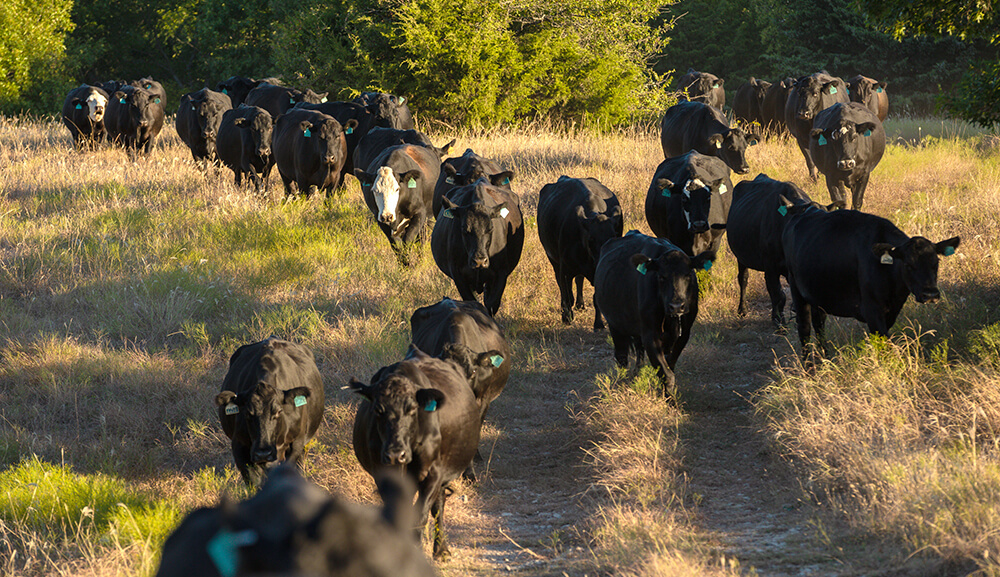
[56,68,959,574]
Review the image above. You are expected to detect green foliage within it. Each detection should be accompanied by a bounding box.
[0,0,75,114]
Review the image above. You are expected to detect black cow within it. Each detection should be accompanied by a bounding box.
[353,128,454,185]
[537,176,624,329]
[105,86,165,157]
[176,88,232,168]
[594,231,714,390]
[61,84,109,150]
[155,465,435,577]
[433,149,515,216]
[847,74,889,122]
[354,143,441,258]
[761,77,795,135]
[733,77,772,128]
[354,92,415,130]
[246,83,328,118]
[213,337,325,486]
[272,108,357,197]
[130,77,167,103]
[645,151,732,256]
[97,80,125,97]
[675,68,725,109]
[350,345,482,559]
[785,72,850,179]
[215,76,279,108]
[809,102,886,210]
[783,209,960,361]
[216,105,275,191]
[431,179,525,316]
[727,174,840,330]
[660,100,760,174]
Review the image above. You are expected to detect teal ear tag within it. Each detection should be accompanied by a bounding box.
[424,399,437,412]
[345,127,353,134]
[294,395,307,407]
[303,129,311,137]
[876,87,883,93]
[636,262,647,275]
[445,176,455,184]
[703,260,713,271]
[501,177,510,185]
[207,529,257,577]
[490,354,504,367]
[407,178,417,188]
[817,135,827,146]
[713,83,719,89]
[75,104,82,109]
[749,139,758,146]
[154,98,161,104]
[829,86,837,95]
[846,87,850,95]
[222,88,228,94]
[289,97,295,104]
[778,205,788,216]
[863,129,872,137]
[442,209,453,219]
[661,189,671,198]
[944,246,955,256]
[119,98,126,104]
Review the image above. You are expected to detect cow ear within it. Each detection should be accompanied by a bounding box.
[475,350,504,369]
[809,128,824,138]
[405,343,431,361]
[347,378,373,401]
[708,133,724,148]
[690,250,716,272]
[439,343,477,378]
[353,169,374,186]
[400,170,422,187]
[856,122,878,136]
[215,391,237,407]
[879,81,888,89]
[113,91,126,102]
[574,205,587,221]
[282,387,312,406]
[872,243,898,262]
[442,163,458,178]
[415,388,445,412]
[656,178,673,191]
[298,121,313,133]
[935,236,960,256]
[715,78,724,88]
[441,196,459,211]
[438,138,457,157]
[630,253,658,274]
[344,119,359,130]
[490,170,514,187]
[233,117,246,127]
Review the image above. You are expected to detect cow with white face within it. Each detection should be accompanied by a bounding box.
[645,151,732,257]
[355,144,441,263]
[62,85,111,150]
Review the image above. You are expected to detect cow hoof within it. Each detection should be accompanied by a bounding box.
[461,465,477,483]
[433,546,451,561]
[574,303,585,312]
[593,321,605,332]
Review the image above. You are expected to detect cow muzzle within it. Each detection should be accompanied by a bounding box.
[379,211,395,224]
[837,159,856,171]
[325,155,337,165]
[797,110,813,120]
[916,290,941,304]
[667,303,687,317]
[258,146,270,157]
[471,256,490,269]
[252,446,278,464]
[736,166,750,175]
[690,220,709,234]
[383,448,409,466]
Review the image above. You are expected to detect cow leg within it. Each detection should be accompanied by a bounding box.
[574,276,586,311]
[557,270,575,324]
[764,269,787,330]
[232,440,257,486]
[737,262,750,317]
[789,283,816,363]
[863,300,893,337]
[430,487,450,559]
[608,327,631,368]
[850,172,871,211]
[280,175,294,198]
[484,275,509,317]
[592,291,605,332]
[811,306,829,357]
[797,140,818,180]
[643,332,676,392]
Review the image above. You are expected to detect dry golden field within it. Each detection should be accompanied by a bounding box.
[1,115,998,576]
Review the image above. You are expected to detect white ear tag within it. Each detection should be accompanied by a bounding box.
[445,176,455,184]
[719,184,728,194]
[225,403,239,415]
[880,253,894,265]
[715,140,722,149]
[499,207,510,218]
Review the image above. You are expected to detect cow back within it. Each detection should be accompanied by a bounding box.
[727,174,813,273]
[354,127,438,181]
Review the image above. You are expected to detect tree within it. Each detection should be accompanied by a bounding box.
[0,0,74,114]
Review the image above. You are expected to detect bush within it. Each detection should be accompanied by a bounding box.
[0,0,75,114]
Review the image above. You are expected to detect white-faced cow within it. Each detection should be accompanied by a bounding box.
[214,338,325,486]
[434,149,514,217]
[176,88,232,169]
[350,345,482,559]
[272,108,357,198]
[155,465,435,577]
[645,151,732,256]
[595,231,714,391]
[785,72,850,179]
[431,179,525,316]
[105,85,165,158]
[354,92,415,130]
[537,176,624,329]
[847,74,889,122]
[353,128,454,186]
[660,100,760,174]
[783,208,960,361]
[246,83,328,118]
[676,68,725,109]
[61,85,109,150]
[727,174,841,330]
[808,102,886,210]
[217,105,275,191]
[733,77,772,129]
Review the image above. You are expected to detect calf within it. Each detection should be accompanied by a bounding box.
[762,77,795,135]
[354,143,441,259]
[155,465,435,577]
[176,88,232,168]
[431,179,524,316]
[783,208,959,361]
[847,74,889,121]
[676,68,725,109]
[726,174,839,330]
[660,100,760,174]
[785,72,850,179]
[216,105,275,191]
[595,231,714,390]
[353,128,454,185]
[434,149,515,216]
[733,77,772,128]
[537,176,624,329]
[272,108,357,197]
[645,151,732,256]
[105,86,165,157]
[246,83,328,118]
[354,91,415,130]
[61,85,109,150]
[350,345,482,559]
[809,102,886,210]
[213,337,325,486]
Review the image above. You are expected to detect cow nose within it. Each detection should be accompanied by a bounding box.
[325,155,337,165]
[737,166,750,175]
[797,110,812,120]
[918,290,941,304]
[837,159,856,170]
[252,448,277,463]
[384,449,408,465]
[667,303,686,316]
[380,212,395,224]
[139,120,149,127]
[690,220,709,233]
[259,147,270,157]
[472,256,489,269]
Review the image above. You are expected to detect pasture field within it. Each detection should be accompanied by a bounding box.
[0,115,998,576]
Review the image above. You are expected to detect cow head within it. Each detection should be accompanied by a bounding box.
[188,94,229,156]
[778,194,845,216]
[630,249,715,317]
[682,71,723,103]
[215,382,314,467]
[872,236,960,304]
[86,91,108,122]
[576,204,623,263]
[302,89,328,104]
[848,76,886,114]
[438,342,505,395]
[233,107,275,159]
[441,190,509,270]
[810,118,879,171]
[655,177,717,234]
[114,88,162,131]
[355,166,419,232]
[442,161,515,189]
[751,78,771,101]
[349,370,445,468]
[792,75,843,120]
[217,76,261,106]
[708,126,759,175]
[364,93,410,129]
[298,117,352,169]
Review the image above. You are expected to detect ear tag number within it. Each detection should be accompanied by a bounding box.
[829,86,838,95]
[778,205,788,216]
[225,403,239,415]
[499,207,510,218]
[407,178,417,188]
[944,246,956,256]
[345,127,353,134]
[424,399,437,412]
[490,355,504,367]
[863,129,872,137]
[817,135,827,146]
[880,253,894,265]
[636,262,647,275]
[501,177,510,185]
[719,184,728,194]
[303,129,311,137]
[442,209,453,219]
[294,395,307,407]
[445,176,455,184]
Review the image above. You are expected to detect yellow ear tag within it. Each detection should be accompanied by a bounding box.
[715,140,722,149]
